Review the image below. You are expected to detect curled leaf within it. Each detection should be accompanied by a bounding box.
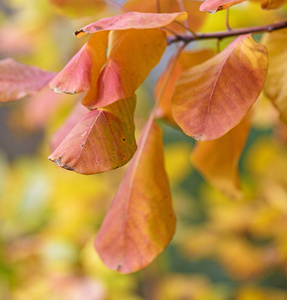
[82,29,166,109]
[49,95,137,175]
[74,11,187,37]
[171,34,267,141]
[50,31,109,94]
[0,58,55,102]
[95,120,176,273]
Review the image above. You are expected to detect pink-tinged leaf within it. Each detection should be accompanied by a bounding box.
[74,11,187,37]
[191,113,252,198]
[95,120,176,273]
[171,34,267,141]
[49,95,137,175]
[50,102,89,152]
[82,29,166,109]
[200,0,246,13]
[50,31,109,94]
[0,58,55,103]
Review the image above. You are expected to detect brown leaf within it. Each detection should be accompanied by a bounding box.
[200,0,246,13]
[155,49,215,125]
[171,34,267,141]
[262,29,287,123]
[74,11,187,37]
[50,31,109,94]
[49,95,137,175]
[0,58,55,103]
[95,120,176,273]
[191,113,252,198]
[82,29,166,109]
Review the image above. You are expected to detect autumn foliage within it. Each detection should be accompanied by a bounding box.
[1,0,287,281]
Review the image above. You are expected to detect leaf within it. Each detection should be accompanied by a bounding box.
[49,31,109,94]
[74,11,187,37]
[124,0,206,32]
[49,0,106,18]
[200,0,246,13]
[82,29,166,109]
[49,95,137,175]
[95,120,176,273]
[155,49,215,125]
[50,102,89,152]
[262,29,287,123]
[261,0,287,9]
[191,113,252,198]
[171,34,267,141]
[0,58,55,103]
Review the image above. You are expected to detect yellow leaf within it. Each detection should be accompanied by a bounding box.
[262,29,287,123]
[191,114,252,198]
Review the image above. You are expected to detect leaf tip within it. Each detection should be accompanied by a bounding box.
[74,29,86,38]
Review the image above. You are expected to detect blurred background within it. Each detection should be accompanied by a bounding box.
[1,0,287,299]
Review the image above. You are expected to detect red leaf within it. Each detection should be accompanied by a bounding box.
[74,11,187,37]
[49,95,137,175]
[82,29,166,109]
[0,58,55,103]
[50,31,109,94]
[95,120,176,273]
[200,0,246,13]
[171,34,268,141]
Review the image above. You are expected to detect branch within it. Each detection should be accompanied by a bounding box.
[167,20,287,45]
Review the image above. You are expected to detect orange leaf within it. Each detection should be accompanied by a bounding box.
[82,29,166,109]
[50,31,109,94]
[74,11,187,37]
[191,113,252,198]
[155,49,215,125]
[0,58,55,102]
[95,120,176,273]
[124,0,206,33]
[261,0,287,9]
[261,29,287,123]
[171,34,267,141]
[200,0,246,13]
[49,95,137,175]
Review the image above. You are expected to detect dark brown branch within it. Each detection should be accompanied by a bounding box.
[167,20,287,45]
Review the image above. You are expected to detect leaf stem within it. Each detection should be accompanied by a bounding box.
[167,20,287,45]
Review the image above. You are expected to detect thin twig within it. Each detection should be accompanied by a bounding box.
[167,20,287,45]
[174,21,198,38]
